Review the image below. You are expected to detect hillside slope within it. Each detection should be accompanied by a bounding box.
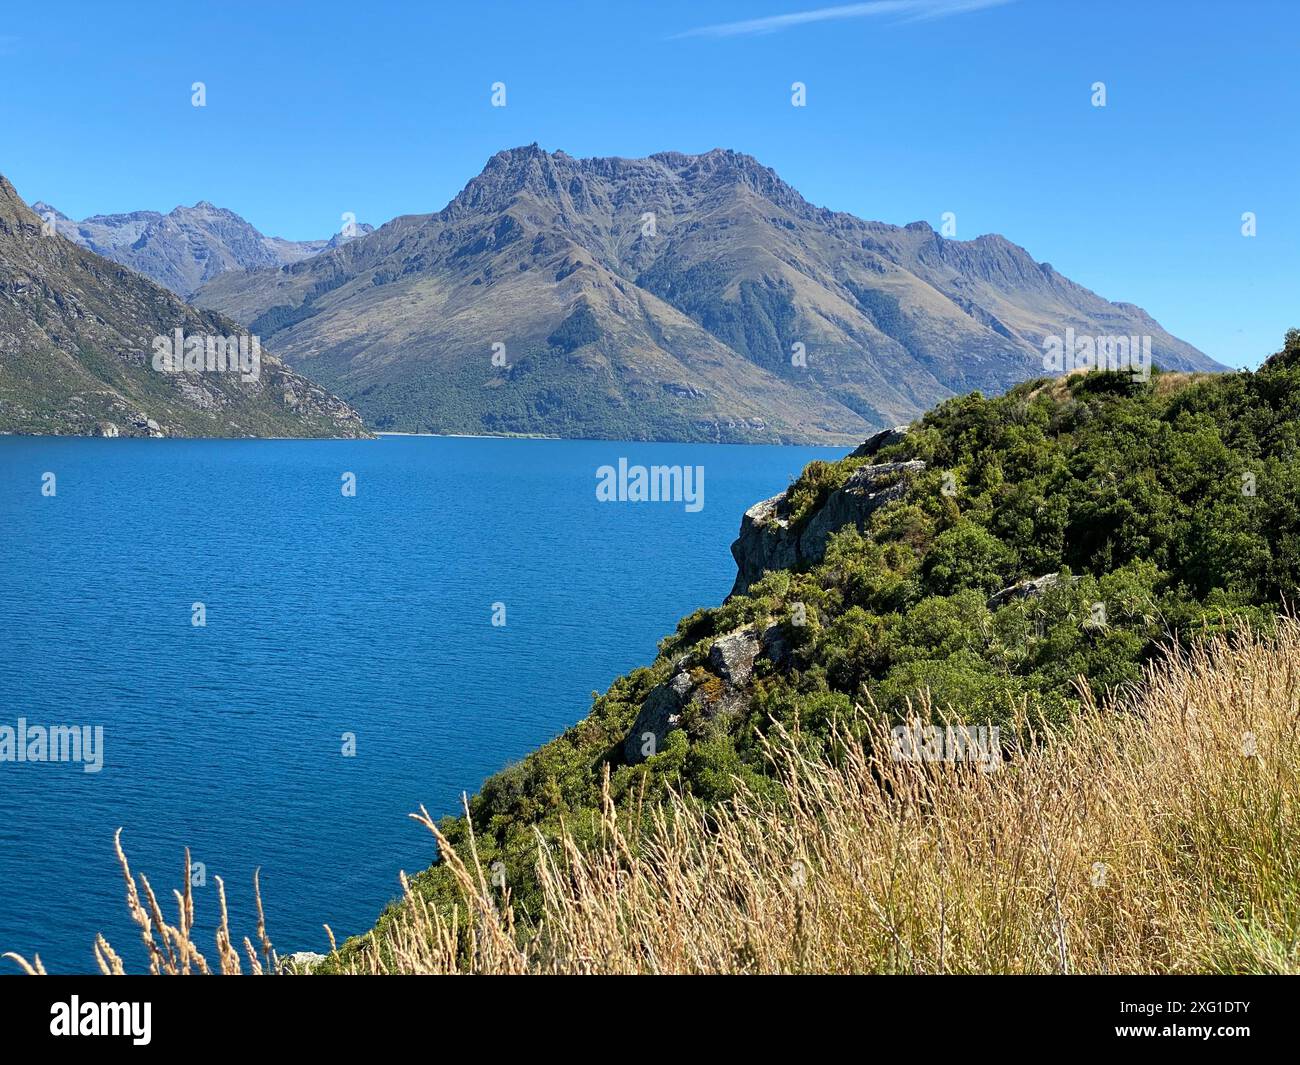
[338,335,1299,963]
[0,175,369,438]
[196,145,1222,442]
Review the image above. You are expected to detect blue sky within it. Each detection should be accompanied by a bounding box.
[1,0,1293,368]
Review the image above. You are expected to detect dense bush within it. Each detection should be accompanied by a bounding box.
[340,334,1300,964]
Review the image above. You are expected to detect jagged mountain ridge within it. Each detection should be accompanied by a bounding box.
[194,145,1221,442]
[0,174,369,438]
[30,199,373,298]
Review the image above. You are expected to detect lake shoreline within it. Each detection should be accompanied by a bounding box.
[380,431,853,448]
[1,430,856,449]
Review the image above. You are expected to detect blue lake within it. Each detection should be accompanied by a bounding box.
[0,434,841,973]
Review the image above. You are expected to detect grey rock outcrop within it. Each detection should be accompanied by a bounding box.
[986,572,1079,609]
[624,627,764,765]
[708,629,759,686]
[850,425,909,458]
[729,454,925,596]
[278,951,327,974]
[759,620,794,670]
[623,671,693,764]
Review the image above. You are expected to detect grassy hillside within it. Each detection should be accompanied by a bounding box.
[334,333,1300,967]
[342,623,1300,974]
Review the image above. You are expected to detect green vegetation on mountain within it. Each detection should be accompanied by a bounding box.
[333,335,1298,967]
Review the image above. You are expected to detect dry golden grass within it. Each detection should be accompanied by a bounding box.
[337,620,1300,975]
[1023,369,1207,405]
[3,833,275,976]
[9,621,1299,975]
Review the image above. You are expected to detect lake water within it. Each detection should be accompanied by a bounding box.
[0,434,841,973]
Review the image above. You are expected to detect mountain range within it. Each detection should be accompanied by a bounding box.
[31,200,373,299]
[192,145,1222,442]
[0,175,368,438]
[4,147,1223,442]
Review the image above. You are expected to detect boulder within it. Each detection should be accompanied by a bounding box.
[759,621,794,670]
[623,628,762,765]
[850,425,910,459]
[623,671,693,765]
[278,951,327,974]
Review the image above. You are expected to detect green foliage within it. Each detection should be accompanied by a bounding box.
[546,300,601,353]
[341,338,1300,965]
[921,522,1016,595]
[784,457,866,528]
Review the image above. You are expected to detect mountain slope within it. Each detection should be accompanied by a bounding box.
[30,199,372,298]
[196,146,1222,442]
[0,175,369,438]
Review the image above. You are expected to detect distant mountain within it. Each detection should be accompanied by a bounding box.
[29,199,373,298]
[0,174,369,438]
[194,145,1222,443]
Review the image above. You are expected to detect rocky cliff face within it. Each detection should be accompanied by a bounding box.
[729,459,925,596]
[626,426,924,763]
[729,427,922,596]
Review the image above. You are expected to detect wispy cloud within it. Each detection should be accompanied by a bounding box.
[672,0,1013,40]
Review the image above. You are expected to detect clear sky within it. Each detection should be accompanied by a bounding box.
[1,0,1293,368]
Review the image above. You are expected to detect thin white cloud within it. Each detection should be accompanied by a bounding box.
[673,0,1014,39]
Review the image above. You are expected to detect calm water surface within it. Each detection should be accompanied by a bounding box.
[0,434,841,972]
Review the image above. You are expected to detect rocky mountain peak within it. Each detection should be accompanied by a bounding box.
[671,147,801,196]
[33,197,367,297]
[193,145,1221,443]
[445,143,572,217]
[441,145,811,225]
[28,199,69,222]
